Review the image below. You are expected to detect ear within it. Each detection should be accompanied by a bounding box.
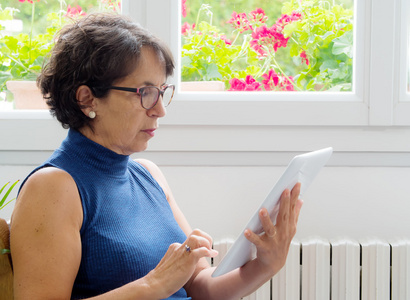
[76,85,96,117]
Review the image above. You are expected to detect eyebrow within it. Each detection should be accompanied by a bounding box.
[142,81,166,87]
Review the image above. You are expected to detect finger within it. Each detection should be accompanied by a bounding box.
[294,198,303,224]
[290,182,301,209]
[186,234,213,251]
[244,229,263,248]
[185,229,216,254]
[275,188,291,227]
[259,208,276,237]
[191,246,219,258]
[190,228,214,248]
[289,183,302,222]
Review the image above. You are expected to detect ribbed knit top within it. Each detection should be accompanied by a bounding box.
[23,129,190,299]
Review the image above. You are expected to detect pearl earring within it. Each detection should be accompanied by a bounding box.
[88,111,96,119]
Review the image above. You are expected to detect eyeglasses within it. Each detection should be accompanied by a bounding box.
[107,84,175,110]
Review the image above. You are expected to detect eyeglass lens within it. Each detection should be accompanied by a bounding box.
[142,86,174,109]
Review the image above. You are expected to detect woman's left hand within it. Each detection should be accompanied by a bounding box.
[244,182,303,277]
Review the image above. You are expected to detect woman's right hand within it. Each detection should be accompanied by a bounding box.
[144,229,218,299]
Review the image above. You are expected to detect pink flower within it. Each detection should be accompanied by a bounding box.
[280,76,295,91]
[65,5,86,17]
[261,69,280,90]
[249,8,268,25]
[300,50,309,65]
[250,25,289,57]
[182,0,187,18]
[19,0,39,3]
[227,12,253,33]
[228,75,261,91]
[102,0,121,12]
[220,35,232,45]
[275,11,302,30]
[261,69,295,91]
[181,22,195,35]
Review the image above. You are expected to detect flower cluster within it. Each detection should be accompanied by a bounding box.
[226,8,302,90]
[227,12,253,33]
[229,9,302,58]
[261,69,294,91]
[65,5,86,17]
[181,22,195,36]
[229,75,261,91]
[182,0,187,18]
[229,70,295,92]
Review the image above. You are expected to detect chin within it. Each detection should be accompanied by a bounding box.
[133,143,148,154]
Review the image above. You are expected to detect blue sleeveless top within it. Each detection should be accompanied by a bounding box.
[22,129,190,299]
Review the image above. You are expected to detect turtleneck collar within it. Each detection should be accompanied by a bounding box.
[59,129,130,178]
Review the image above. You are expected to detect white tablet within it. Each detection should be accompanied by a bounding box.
[211,147,333,277]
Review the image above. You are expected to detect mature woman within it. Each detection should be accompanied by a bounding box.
[10,13,302,299]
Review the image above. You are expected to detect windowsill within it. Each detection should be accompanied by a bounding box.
[0,110,52,120]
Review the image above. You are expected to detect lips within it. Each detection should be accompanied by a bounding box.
[142,128,156,137]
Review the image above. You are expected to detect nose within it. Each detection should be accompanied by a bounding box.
[147,97,166,118]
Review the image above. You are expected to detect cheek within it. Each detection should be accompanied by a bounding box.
[120,113,145,133]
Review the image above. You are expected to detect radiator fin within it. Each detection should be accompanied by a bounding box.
[212,237,410,300]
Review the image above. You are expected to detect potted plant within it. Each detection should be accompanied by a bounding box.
[0,2,65,109]
[0,0,120,109]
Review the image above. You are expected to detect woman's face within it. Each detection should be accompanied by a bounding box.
[84,47,168,155]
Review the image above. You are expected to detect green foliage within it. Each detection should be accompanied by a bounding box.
[0,180,19,211]
[0,7,60,93]
[0,5,61,93]
[181,0,354,92]
[0,1,120,94]
[282,0,354,91]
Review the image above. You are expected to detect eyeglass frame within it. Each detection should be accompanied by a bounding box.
[106,84,175,110]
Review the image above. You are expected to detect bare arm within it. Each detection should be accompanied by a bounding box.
[137,159,303,300]
[11,167,83,299]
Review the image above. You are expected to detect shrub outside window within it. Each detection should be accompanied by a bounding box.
[180,0,354,93]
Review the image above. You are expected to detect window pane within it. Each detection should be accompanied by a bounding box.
[0,0,121,110]
[181,0,354,92]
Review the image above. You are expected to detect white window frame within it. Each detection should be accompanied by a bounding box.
[396,0,410,125]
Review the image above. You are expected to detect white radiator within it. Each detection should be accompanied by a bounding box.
[212,237,410,300]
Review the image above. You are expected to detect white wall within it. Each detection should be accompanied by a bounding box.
[161,165,410,241]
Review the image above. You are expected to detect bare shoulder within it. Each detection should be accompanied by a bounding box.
[135,158,164,181]
[135,158,160,173]
[12,166,82,231]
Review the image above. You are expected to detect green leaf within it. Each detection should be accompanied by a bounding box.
[0,180,19,209]
[320,60,339,72]
[1,248,11,255]
[332,31,353,58]
[203,63,222,81]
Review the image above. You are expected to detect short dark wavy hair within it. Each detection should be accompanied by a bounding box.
[37,13,175,130]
